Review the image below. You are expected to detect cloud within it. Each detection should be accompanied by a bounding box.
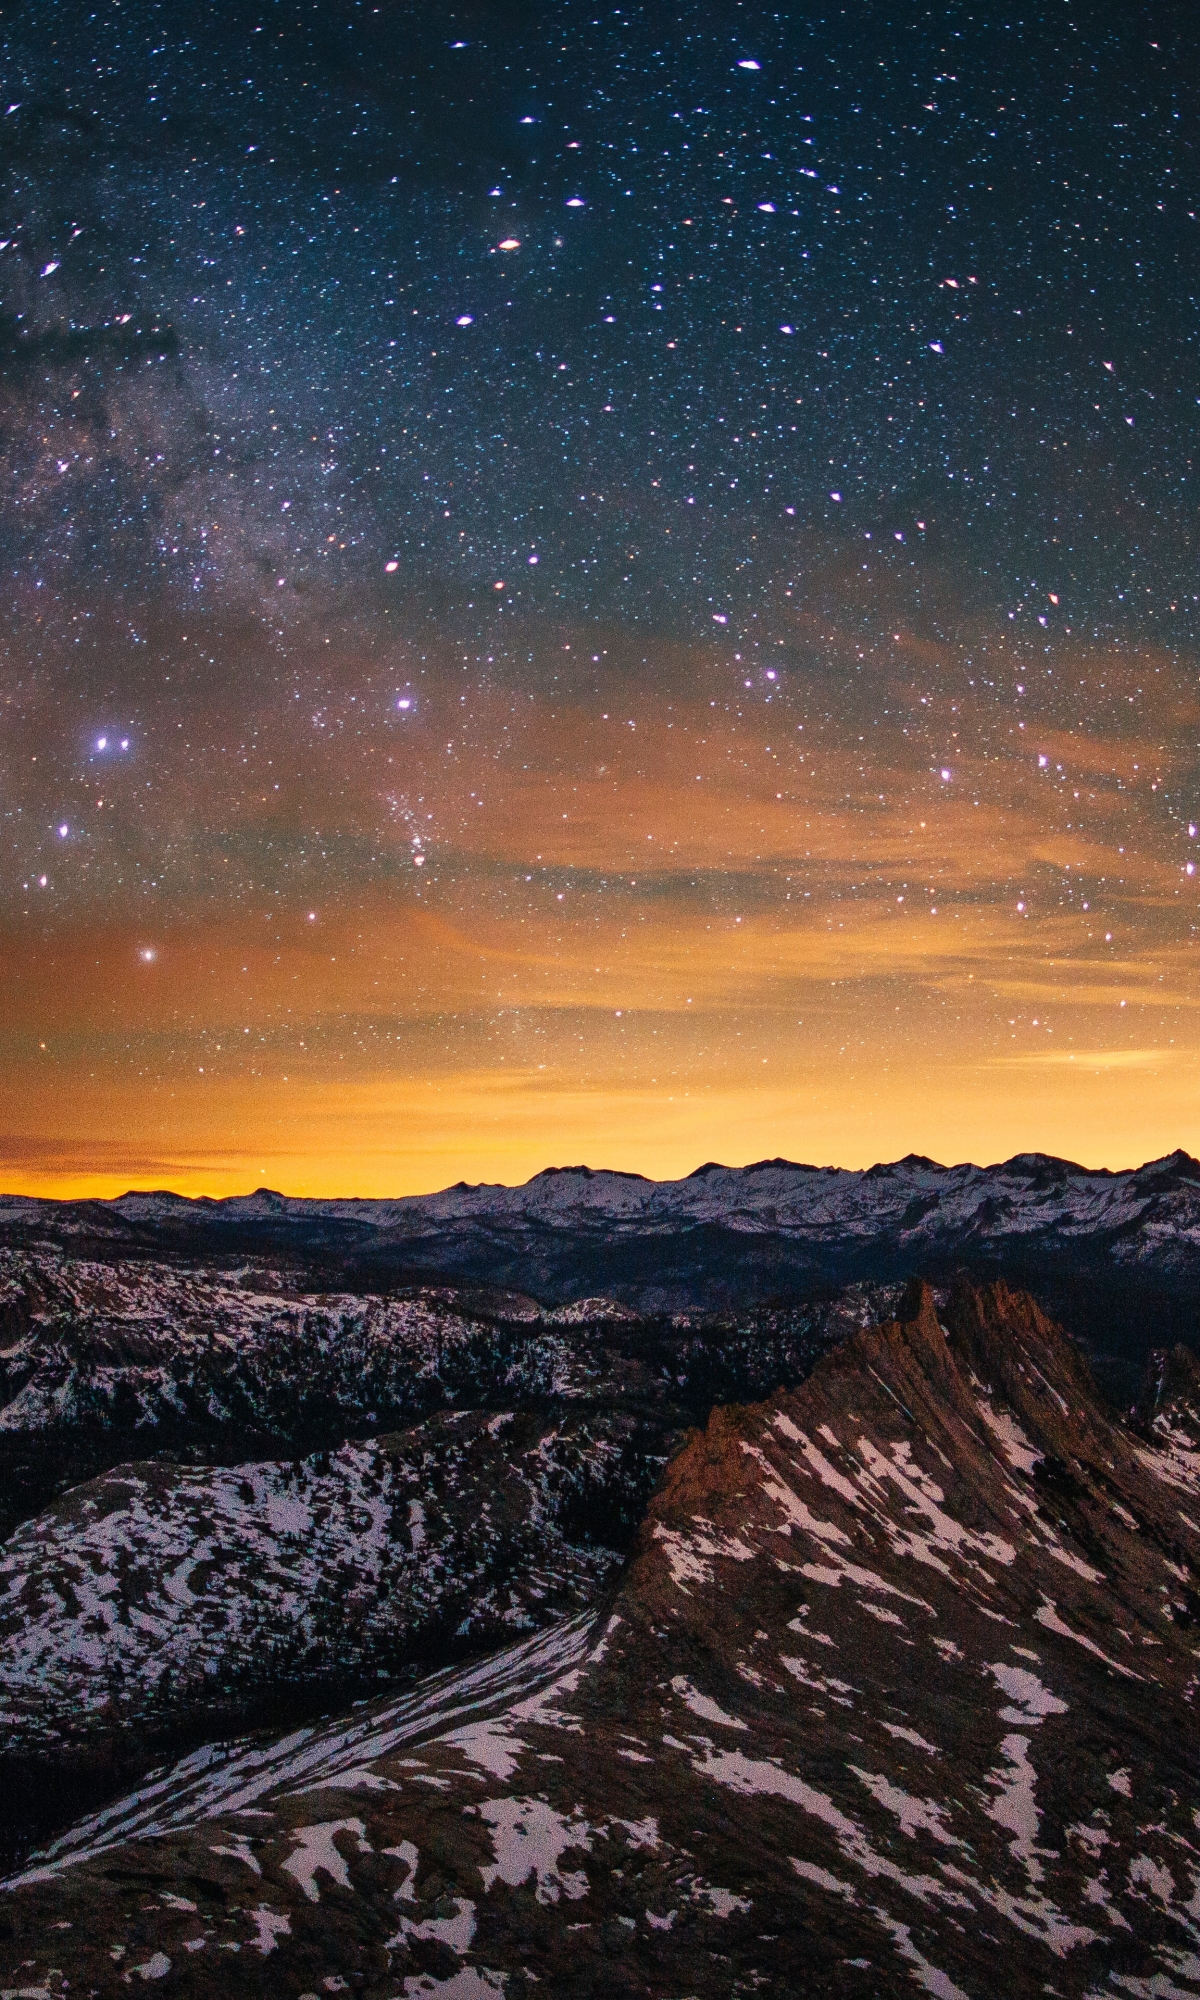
[0,1131,251,1177]
[991,1048,1177,1071]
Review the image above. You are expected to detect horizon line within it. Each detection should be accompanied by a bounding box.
[3,1144,1198,1208]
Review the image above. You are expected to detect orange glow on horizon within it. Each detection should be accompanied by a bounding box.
[5,611,1199,1198]
[5,1051,1198,1203]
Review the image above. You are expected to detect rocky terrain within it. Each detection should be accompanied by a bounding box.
[0,1244,888,1534]
[0,1242,890,1864]
[2,1277,1199,1996]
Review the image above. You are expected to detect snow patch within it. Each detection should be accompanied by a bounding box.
[986,1662,1068,1725]
[670,1676,747,1731]
[974,1399,1044,1476]
[985,1734,1045,1879]
[393,1897,476,1956]
[478,1797,592,1904]
[131,1954,171,1981]
[652,1519,757,1590]
[246,1906,291,1953]
[438,1721,527,1781]
[401,1972,506,1998]
[1034,1598,1145,1680]
[281,1818,372,1902]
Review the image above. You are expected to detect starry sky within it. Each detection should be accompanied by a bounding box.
[3,0,1199,1196]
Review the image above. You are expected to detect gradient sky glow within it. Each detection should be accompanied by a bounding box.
[2,2,1198,1194]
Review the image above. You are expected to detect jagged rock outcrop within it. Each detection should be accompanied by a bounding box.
[3,1278,1198,1997]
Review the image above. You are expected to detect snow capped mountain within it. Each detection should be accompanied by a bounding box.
[387,1144,1200,1257]
[93,1145,1200,1237]
[4,1279,1197,1997]
[8,1150,1200,1296]
[0,1148,1175,1233]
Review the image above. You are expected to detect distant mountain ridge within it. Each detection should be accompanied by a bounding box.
[4,1154,1200,1394]
[5,1147,1200,1242]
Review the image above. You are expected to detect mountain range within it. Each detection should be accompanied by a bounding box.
[10,1152,1200,1292]
[8,1147,1200,1395]
[2,1157,1200,1994]
[1,1277,1198,1997]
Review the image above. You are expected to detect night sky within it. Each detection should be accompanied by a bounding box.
[3,1,1199,1195]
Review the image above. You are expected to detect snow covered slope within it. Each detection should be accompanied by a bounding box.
[0,1410,629,1765]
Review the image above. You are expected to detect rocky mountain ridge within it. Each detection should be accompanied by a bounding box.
[3,1278,1199,1997]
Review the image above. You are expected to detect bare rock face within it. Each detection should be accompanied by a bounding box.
[3,1277,1198,1997]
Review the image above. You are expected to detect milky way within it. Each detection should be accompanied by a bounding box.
[2,3,1198,1193]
